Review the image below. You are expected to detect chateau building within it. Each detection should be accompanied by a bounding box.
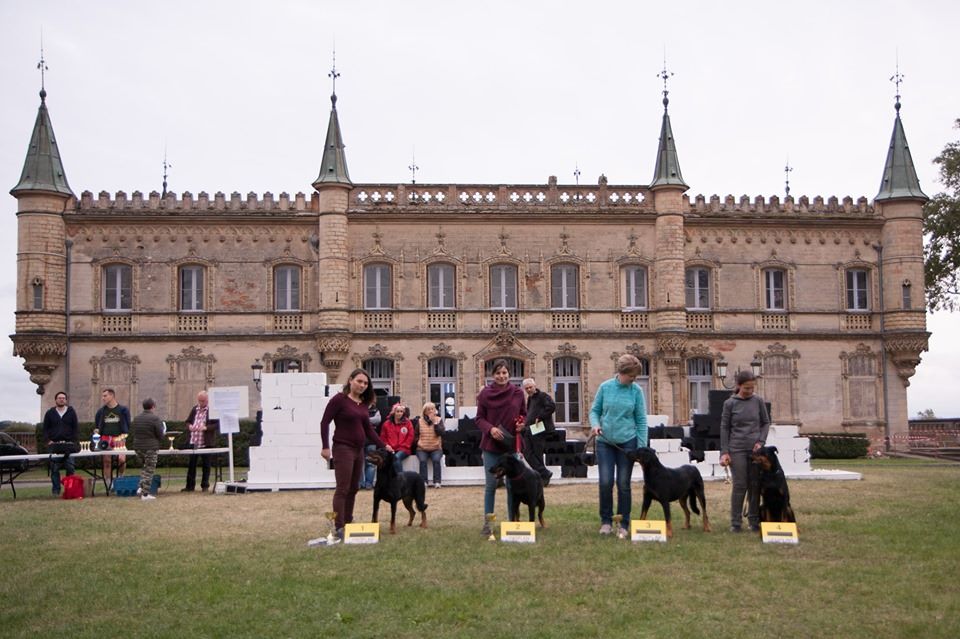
[10,81,930,446]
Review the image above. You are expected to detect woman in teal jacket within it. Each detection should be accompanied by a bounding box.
[589,354,648,536]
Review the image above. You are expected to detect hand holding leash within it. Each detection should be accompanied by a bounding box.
[490,426,505,441]
[719,452,731,467]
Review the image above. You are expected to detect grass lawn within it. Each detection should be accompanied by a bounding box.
[1,458,957,639]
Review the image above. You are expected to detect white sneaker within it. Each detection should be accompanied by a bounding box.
[434,482,442,489]
[140,494,156,501]
[617,527,629,539]
[136,487,142,496]
[599,523,612,535]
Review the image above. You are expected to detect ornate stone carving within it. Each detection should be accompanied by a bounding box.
[11,334,67,358]
[352,343,404,367]
[884,333,929,386]
[317,334,351,373]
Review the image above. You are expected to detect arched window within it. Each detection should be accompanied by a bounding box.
[551,263,579,309]
[622,265,648,309]
[428,357,457,417]
[553,357,582,424]
[363,358,395,395]
[274,265,301,311]
[364,263,392,310]
[489,264,518,310]
[484,357,525,387]
[428,263,456,309]
[685,267,710,310]
[32,278,43,310]
[272,359,303,373]
[103,264,133,311]
[687,357,713,415]
[179,265,205,312]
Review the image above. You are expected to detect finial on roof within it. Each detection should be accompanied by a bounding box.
[329,46,340,108]
[574,163,581,186]
[409,149,419,185]
[784,158,793,197]
[162,147,172,198]
[37,30,48,101]
[657,51,673,111]
[890,52,904,114]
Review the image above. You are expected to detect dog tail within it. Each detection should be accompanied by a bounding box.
[688,478,703,515]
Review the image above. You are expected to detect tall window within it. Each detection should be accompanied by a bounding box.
[762,354,794,423]
[274,265,300,311]
[687,357,713,415]
[847,354,878,419]
[764,269,786,311]
[363,358,395,395]
[685,267,710,310]
[364,263,392,310]
[32,280,43,310]
[553,357,581,424]
[428,263,455,309]
[490,264,518,310]
[179,265,204,312]
[551,264,579,309]
[484,358,525,386]
[427,357,457,418]
[103,264,132,311]
[634,358,651,403]
[623,266,648,309]
[846,269,869,311]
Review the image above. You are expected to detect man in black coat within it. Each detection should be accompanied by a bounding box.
[521,378,556,485]
[182,391,220,493]
[43,391,80,495]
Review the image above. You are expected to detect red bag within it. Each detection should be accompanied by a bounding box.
[61,475,85,500]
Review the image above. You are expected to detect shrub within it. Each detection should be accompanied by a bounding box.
[808,433,869,459]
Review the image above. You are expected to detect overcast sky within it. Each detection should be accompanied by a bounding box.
[1,0,957,422]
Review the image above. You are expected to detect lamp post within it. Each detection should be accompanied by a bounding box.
[251,359,264,391]
[716,357,763,390]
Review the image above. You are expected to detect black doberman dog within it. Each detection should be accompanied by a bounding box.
[489,455,546,527]
[626,446,711,538]
[751,446,797,525]
[365,449,428,534]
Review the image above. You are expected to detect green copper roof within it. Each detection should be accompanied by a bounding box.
[312,96,352,188]
[649,103,688,190]
[875,108,927,202]
[10,90,74,197]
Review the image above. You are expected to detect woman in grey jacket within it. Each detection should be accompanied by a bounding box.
[719,371,770,532]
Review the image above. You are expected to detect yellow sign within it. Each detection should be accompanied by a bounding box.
[631,520,668,543]
[760,522,799,544]
[344,523,380,545]
[500,521,536,543]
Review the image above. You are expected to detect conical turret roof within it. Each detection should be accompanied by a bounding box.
[312,95,352,189]
[10,90,74,197]
[875,105,927,202]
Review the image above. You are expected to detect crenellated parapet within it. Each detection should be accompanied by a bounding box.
[687,194,874,217]
[77,190,318,213]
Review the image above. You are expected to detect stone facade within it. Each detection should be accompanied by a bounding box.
[11,92,930,448]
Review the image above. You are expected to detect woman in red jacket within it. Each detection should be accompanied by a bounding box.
[381,403,415,473]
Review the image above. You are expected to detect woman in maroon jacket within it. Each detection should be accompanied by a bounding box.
[321,368,391,537]
[476,358,526,536]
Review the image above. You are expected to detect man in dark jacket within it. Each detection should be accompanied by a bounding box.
[182,391,219,493]
[522,378,556,484]
[132,398,165,501]
[42,391,79,496]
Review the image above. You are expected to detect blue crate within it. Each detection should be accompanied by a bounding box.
[112,474,161,497]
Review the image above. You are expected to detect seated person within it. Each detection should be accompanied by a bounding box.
[381,403,414,474]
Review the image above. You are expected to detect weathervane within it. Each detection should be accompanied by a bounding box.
[657,50,673,110]
[784,159,793,197]
[573,163,581,186]
[409,150,419,185]
[329,47,340,105]
[37,30,48,98]
[162,147,172,198]
[890,52,904,113]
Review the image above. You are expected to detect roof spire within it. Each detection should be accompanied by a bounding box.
[784,158,793,197]
[162,146,171,198]
[649,60,687,191]
[11,40,73,198]
[313,47,352,189]
[408,149,419,185]
[875,63,927,202]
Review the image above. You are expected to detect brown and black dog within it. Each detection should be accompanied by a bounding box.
[365,449,428,533]
[489,455,546,527]
[751,446,797,525]
[626,446,711,538]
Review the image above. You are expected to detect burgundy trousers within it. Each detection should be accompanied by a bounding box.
[331,443,365,530]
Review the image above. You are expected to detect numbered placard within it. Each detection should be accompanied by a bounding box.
[631,520,668,543]
[344,523,380,545]
[500,521,536,543]
[760,522,799,544]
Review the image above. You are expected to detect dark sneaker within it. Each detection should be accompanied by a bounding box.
[729,526,742,533]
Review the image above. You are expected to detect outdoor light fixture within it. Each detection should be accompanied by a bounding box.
[750,356,763,378]
[251,359,264,391]
[288,360,301,373]
[715,357,736,390]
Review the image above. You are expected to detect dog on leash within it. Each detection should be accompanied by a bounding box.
[489,455,546,527]
[365,449,428,533]
[751,446,797,525]
[626,446,711,538]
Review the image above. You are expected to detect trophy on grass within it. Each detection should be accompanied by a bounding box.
[308,511,341,547]
[613,514,625,539]
[486,513,497,541]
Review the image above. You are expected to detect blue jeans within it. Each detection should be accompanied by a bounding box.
[393,451,410,474]
[597,437,638,527]
[482,450,514,519]
[50,454,75,494]
[416,449,443,484]
[362,444,377,488]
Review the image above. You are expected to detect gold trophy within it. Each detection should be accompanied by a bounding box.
[308,511,341,547]
[486,513,497,541]
[613,514,625,539]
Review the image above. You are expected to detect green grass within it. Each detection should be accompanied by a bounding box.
[2,458,958,638]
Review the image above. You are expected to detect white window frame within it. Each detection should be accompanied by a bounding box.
[551,264,579,310]
[764,269,786,311]
[363,358,395,395]
[490,264,518,311]
[364,263,392,310]
[553,357,581,424]
[103,264,132,312]
[685,267,710,310]
[623,265,648,310]
[428,263,456,309]
[179,265,205,312]
[428,357,457,418]
[687,357,713,415]
[274,265,301,311]
[846,269,870,311]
